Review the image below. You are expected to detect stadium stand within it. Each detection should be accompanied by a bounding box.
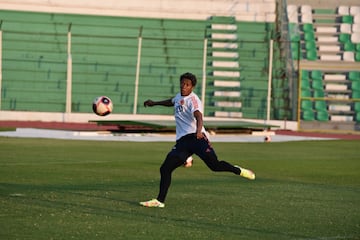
[0,6,276,119]
[0,11,68,112]
[285,1,360,131]
[0,0,359,132]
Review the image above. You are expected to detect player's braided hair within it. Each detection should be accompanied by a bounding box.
[180,72,197,87]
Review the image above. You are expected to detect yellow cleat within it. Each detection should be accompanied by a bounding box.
[236,165,256,180]
[139,199,165,208]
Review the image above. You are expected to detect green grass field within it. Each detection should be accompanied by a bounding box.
[0,137,359,240]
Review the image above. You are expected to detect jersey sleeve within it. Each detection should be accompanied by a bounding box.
[171,95,177,104]
[189,95,202,113]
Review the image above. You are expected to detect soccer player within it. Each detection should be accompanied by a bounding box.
[140,72,255,208]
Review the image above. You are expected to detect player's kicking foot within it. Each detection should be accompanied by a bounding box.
[140,199,165,208]
[235,165,256,180]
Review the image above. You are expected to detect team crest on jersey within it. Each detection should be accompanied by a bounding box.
[176,99,185,113]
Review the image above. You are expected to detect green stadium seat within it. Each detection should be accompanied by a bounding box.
[301,78,311,90]
[301,70,309,80]
[354,102,360,113]
[291,42,300,59]
[356,112,360,122]
[272,98,286,108]
[302,110,315,121]
[301,100,313,110]
[355,52,360,62]
[313,89,325,98]
[291,48,300,60]
[315,100,327,111]
[349,71,360,81]
[352,81,360,91]
[342,15,354,24]
[302,23,314,32]
[339,33,351,43]
[344,42,355,51]
[353,91,360,99]
[310,70,322,81]
[288,23,300,41]
[305,41,316,50]
[304,31,315,41]
[291,41,300,51]
[306,50,317,60]
[273,108,290,120]
[316,111,329,121]
[301,89,311,98]
[312,80,323,91]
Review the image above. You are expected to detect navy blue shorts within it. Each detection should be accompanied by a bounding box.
[162,133,236,173]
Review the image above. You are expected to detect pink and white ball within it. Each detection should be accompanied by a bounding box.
[92,96,113,116]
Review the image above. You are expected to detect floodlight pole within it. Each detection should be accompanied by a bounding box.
[133,26,143,114]
[65,23,72,114]
[201,31,208,112]
[0,21,3,110]
[266,39,274,122]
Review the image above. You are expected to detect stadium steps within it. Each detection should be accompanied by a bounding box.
[205,16,243,118]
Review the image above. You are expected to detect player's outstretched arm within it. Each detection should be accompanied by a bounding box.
[194,110,205,139]
[144,98,173,107]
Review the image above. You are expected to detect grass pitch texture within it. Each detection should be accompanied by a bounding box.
[0,137,359,239]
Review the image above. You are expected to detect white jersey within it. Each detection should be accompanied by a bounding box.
[172,92,206,140]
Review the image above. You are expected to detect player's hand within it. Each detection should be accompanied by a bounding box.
[196,131,204,139]
[144,99,154,107]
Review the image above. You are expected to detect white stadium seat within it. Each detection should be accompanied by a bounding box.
[319,54,342,61]
[352,23,360,33]
[330,115,353,122]
[287,5,298,23]
[212,61,239,68]
[351,33,360,43]
[215,111,243,118]
[287,5,298,15]
[318,36,338,43]
[328,105,351,111]
[288,14,298,23]
[300,5,312,14]
[316,27,337,33]
[354,14,360,24]
[319,45,340,52]
[301,13,313,23]
[343,51,355,62]
[214,80,240,87]
[340,23,352,34]
[350,6,360,15]
[337,6,350,15]
[324,74,347,81]
[325,83,348,91]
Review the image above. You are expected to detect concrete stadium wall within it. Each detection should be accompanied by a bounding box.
[0,0,276,22]
[286,0,360,9]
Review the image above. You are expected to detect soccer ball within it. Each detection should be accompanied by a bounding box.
[92,96,113,116]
